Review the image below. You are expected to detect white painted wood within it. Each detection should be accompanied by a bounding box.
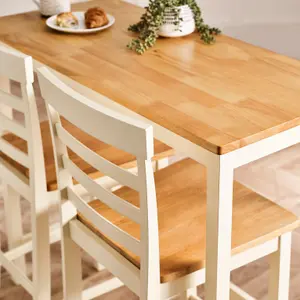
[62,155,141,223]
[0,251,34,295]
[70,219,140,296]
[230,283,256,300]
[0,89,25,111]
[189,296,202,300]
[0,137,30,167]
[67,186,141,255]
[22,81,51,300]
[268,232,292,300]
[4,224,61,262]
[0,45,34,84]
[231,238,278,270]
[155,157,169,170]
[205,155,234,300]
[178,287,198,300]
[3,184,27,283]
[56,123,140,191]
[160,269,205,299]
[37,67,154,159]
[62,222,83,300]
[82,277,124,300]
[0,157,30,200]
[226,125,300,169]
[0,75,13,134]
[137,157,160,300]
[0,112,28,139]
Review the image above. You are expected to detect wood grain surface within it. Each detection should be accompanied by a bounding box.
[1,0,300,154]
[78,158,300,283]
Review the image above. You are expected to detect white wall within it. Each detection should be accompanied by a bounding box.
[0,0,37,16]
[0,0,83,17]
[198,0,300,26]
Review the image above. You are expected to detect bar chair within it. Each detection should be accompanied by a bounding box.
[38,66,300,300]
[0,46,173,299]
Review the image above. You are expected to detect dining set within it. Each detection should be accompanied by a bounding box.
[1,0,300,300]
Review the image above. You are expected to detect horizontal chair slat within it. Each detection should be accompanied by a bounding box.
[0,157,30,200]
[0,89,26,112]
[56,123,140,191]
[0,113,28,140]
[68,186,140,255]
[63,155,140,224]
[0,137,29,167]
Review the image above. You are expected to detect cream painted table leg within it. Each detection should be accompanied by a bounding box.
[205,156,233,300]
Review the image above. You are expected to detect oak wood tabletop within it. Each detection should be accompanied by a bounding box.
[1,0,300,154]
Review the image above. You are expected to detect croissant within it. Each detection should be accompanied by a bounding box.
[56,12,78,28]
[85,7,109,29]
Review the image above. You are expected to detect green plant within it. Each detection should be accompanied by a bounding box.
[127,0,221,54]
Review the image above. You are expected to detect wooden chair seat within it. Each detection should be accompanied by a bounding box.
[0,118,173,191]
[78,158,300,284]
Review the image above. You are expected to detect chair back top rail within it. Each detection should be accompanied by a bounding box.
[0,45,33,84]
[37,67,153,160]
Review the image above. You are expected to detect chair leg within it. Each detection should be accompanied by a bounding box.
[31,195,51,300]
[3,184,26,284]
[268,232,292,300]
[62,223,82,300]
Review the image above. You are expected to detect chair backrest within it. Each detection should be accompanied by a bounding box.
[37,67,160,296]
[0,45,47,200]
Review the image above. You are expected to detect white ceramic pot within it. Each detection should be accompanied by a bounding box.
[33,0,71,16]
[159,5,195,37]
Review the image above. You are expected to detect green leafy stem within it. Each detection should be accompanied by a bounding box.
[127,0,221,54]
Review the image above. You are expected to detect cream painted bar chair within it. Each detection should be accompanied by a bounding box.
[38,66,300,300]
[0,46,172,299]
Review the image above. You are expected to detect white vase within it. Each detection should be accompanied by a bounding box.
[159,5,195,37]
[33,0,71,16]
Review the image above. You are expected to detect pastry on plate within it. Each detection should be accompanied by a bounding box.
[85,7,109,29]
[56,12,79,28]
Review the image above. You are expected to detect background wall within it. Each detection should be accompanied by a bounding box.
[0,0,84,17]
[1,0,300,22]
[197,0,300,26]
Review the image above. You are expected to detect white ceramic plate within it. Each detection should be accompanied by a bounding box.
[46,11,115,34]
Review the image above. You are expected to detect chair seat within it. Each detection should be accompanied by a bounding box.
[78,158,300,284]
[0,118,173,191]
